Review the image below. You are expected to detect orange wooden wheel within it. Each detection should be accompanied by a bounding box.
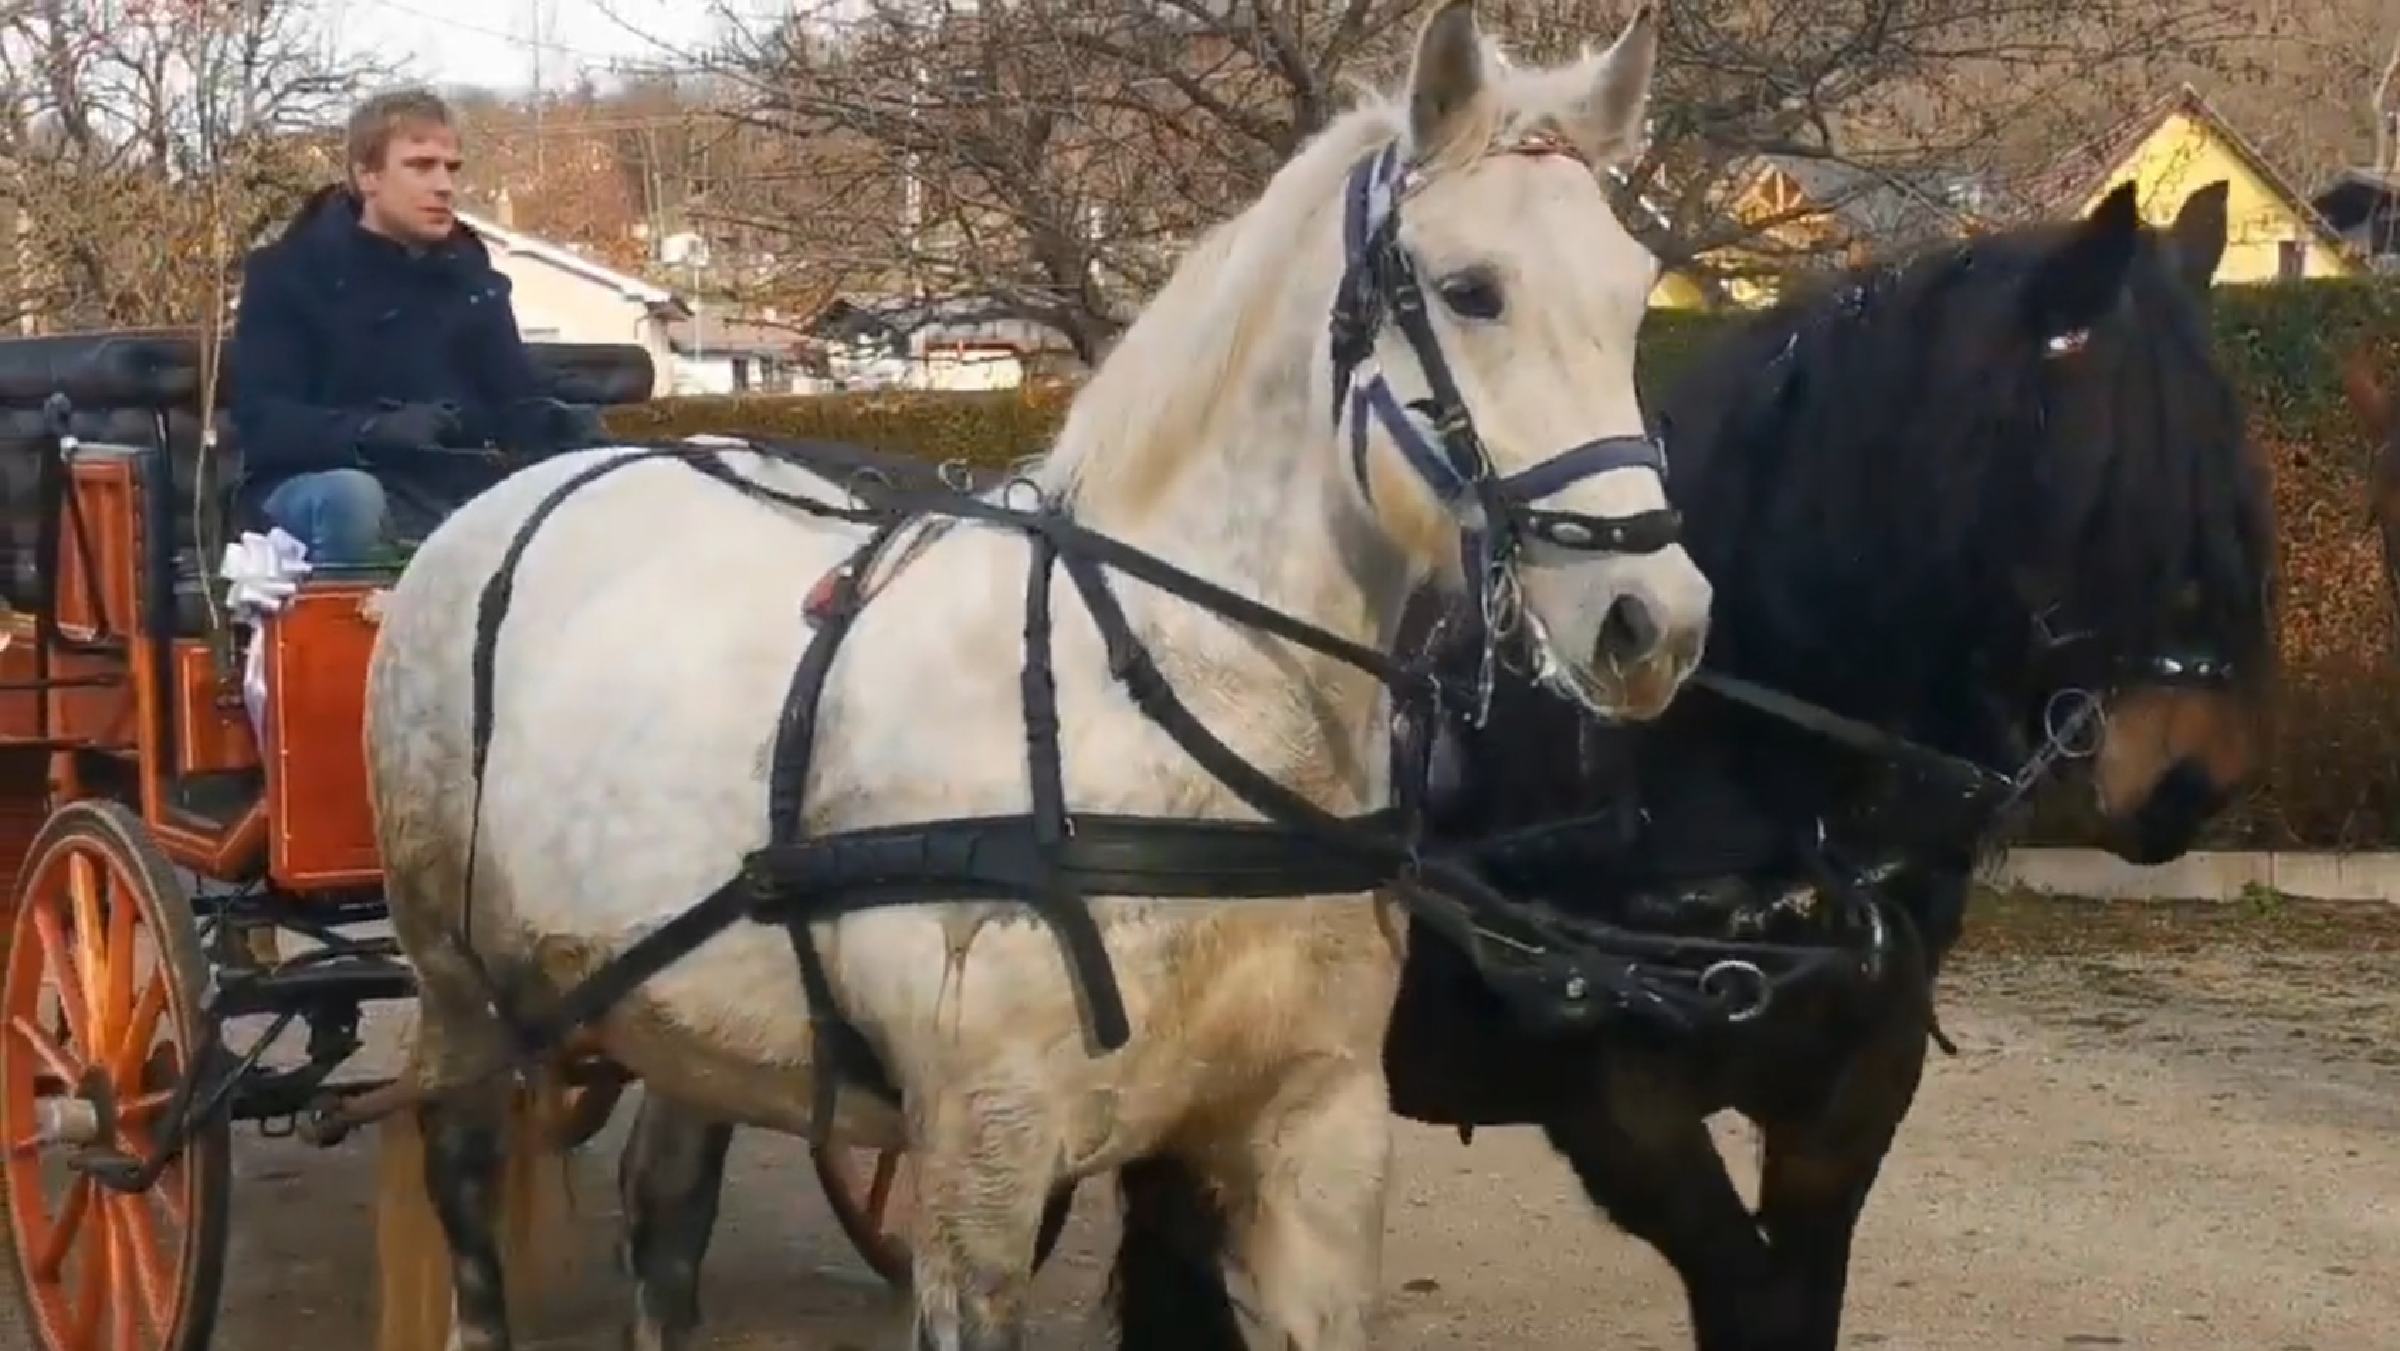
[810,1143,1072,1292]
[0,800,229,1351]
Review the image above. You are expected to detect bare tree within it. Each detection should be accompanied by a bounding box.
[640,0,2273,354]
[0,0,383,333]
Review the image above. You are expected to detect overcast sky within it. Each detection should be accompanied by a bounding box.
[324,0,742,94]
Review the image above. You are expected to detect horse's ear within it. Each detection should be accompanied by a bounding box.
[1559,3,1659,166]
[1407,0,1493,160]
[2344,348,2396,442]
[2167,180,2229,293]
[2025,180,2140,340]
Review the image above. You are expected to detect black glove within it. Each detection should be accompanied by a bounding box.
[358,400,463,456]
[497,397,607,459]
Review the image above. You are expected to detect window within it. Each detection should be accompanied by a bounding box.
[2278,239,2305,282]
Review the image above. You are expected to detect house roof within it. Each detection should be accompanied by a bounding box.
[2007,84,2355,261]
[800,292,1080,352]
[455,210,693,318]
[1745,154,1986,246]
[2314,168,2400,223]
[668,314,805,359]
[2311,169,2400,263]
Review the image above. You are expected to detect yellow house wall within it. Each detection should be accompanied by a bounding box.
[1645,173,1849,310]
[1649,271,1710,309]
[2081,111,2359,284]
[1646,264,1788,311]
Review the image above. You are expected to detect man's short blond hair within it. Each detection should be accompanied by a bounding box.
[346,88,455,175]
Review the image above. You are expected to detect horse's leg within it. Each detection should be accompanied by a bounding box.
[907,1086,1062,1351]
[1105,1155,1246,1350]
[1541,1060,1781,1351]
[1752,992,1932,1351]
[615,1093,736,1351]
[422,1075,522,1351]
[375,991,571,1351]
[1208,1062,1391,1351]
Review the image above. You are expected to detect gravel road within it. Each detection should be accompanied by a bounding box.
[6,890,2395,1350]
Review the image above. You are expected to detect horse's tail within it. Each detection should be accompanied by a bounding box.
[1106,1155,1246,1348]
[372,1049,583,1351]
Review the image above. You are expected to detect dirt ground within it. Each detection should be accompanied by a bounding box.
[9,890,2399,1349]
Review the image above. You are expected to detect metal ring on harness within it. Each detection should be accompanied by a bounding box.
[1698,959,1771,1022]
[841,464,894,513]
[2041,686,2107,758]
[1001,475,1047,514]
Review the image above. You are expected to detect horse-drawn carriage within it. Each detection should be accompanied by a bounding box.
[0,6,2280,1348]
[0,326,948,1348]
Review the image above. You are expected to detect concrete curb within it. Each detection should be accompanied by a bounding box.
[1988,848,2400,904]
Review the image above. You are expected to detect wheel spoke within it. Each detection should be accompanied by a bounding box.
[11,1012,85,1088]
[105,1202,137,1351]
[113,1192,175,1339]
[74,1190,107,1351]
[67,854,107,1053]
[33,1174,92,1282]
[100,866,136,1067]
[109,973,166,1093]
[118,1089,176,1125]
[32,902,92,1053]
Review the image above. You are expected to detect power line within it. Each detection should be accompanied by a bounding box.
[348,0,683,70]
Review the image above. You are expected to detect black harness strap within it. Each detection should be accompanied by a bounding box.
[1052,540,1702,1032]
[741,812,1401,902]
[458,447,723,1023]
[764,518,907,1141]
[1019,530,1133,1052]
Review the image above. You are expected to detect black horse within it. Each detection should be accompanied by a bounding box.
[1106,179,2275,1349]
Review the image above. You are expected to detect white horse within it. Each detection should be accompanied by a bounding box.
[362,3,1708,1347]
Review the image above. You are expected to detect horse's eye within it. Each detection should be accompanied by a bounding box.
[1436,269,1505,321]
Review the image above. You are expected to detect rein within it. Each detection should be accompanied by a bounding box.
[1403,577,2245,1037]
[1477,630,2238,1028]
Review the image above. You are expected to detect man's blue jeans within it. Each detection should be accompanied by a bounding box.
[261,468,388,565]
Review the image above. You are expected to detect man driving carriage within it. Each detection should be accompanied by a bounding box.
[230,87,603,565]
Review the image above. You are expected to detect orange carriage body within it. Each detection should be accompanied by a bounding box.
[0,444,385,896]
[0,337,732,1351]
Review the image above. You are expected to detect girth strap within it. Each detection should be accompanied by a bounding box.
[743,812,1402,903]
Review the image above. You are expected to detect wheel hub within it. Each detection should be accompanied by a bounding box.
[29,1096,100,1148]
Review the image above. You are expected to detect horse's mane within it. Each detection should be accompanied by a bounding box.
[1652,216,2268,734]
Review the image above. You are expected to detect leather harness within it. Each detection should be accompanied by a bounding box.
[441,135,1778,1139]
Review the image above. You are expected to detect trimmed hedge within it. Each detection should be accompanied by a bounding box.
[604,382,1075,475]
[605,278,2400,849]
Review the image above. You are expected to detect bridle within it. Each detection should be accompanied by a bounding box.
[1328,132,1682,721]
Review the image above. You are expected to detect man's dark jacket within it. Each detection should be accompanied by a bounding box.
[230,187,579,532]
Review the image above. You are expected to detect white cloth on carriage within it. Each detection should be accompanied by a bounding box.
[218,527,313,743]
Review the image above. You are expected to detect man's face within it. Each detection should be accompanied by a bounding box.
[356,123,462,248]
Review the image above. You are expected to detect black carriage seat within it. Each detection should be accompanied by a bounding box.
[0,329,660,635]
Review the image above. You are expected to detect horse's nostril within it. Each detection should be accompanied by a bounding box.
[1596,593,1660,663]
